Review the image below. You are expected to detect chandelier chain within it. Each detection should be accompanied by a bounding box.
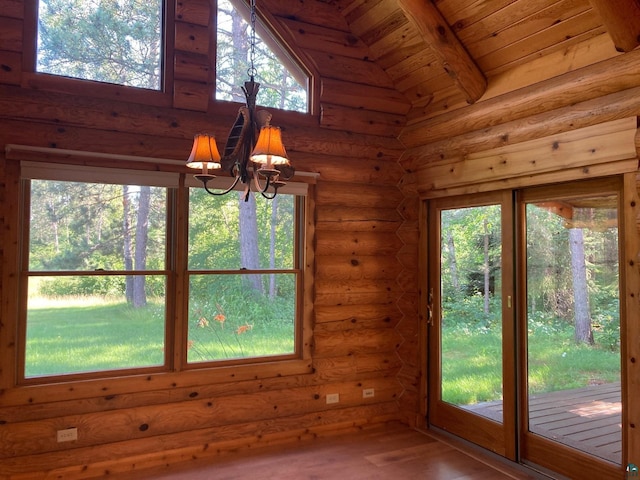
[247,0,257,79]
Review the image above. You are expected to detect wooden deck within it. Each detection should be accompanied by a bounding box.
[464,382,622,464]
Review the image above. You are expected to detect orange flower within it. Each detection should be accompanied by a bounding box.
[214,313,226,324]
[197,317,209,328]
[187,340,195,350]
[236,324,252,334]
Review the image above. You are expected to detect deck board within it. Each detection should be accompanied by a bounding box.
[462,382,621,464]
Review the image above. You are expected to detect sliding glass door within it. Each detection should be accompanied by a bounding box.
[519,179,623,478]
[427,179,625,478]
[428,191,516,460]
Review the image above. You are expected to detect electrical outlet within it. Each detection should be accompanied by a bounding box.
[57,427,78,443]
[363,388,375,398]
[326,393,339,404]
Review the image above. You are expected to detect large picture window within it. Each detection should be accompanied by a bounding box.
[18,163,306,382]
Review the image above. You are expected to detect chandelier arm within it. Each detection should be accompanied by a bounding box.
[251,166,272,193]
[260,189,278,200]
[202,172,241,196]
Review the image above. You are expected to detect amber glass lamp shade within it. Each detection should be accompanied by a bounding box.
[250,126,289,166]
[186,134,221,173]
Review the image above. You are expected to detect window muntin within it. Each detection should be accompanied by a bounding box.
[216,0,308,112]
[36,0,163,90]
[24,179,168,378]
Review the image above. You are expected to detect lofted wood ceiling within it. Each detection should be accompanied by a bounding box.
[328,0,640,135]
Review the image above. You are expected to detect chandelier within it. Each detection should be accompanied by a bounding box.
[186,0,293,200]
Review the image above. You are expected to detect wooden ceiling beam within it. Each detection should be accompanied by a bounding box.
[589,0,640,52]
[397,0,486,104]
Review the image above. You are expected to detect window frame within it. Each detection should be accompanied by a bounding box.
[21,0,315,114]
[22,0,174,105]
[8,150,313,392]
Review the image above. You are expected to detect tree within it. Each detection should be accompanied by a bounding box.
[133,186,151,307]
[215,0,307,111]
[569,227,594,345]
[239,193,263,293]
[483,217,490,315]
[123,186,134,303]
[268,196,278,298]
[37,0,161,89]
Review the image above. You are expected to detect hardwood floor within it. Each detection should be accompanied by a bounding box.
[111,422,542,480]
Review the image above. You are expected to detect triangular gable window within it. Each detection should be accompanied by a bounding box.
[216,0,309,113]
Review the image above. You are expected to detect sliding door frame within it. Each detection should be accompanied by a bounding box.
[426,190,517,460]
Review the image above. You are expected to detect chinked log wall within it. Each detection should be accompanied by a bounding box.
[0,0,420,478]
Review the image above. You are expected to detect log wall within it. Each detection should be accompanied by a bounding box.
[0,0,420,478]
[402,48,640,464]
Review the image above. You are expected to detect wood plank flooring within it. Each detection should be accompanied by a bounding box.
[110,422,541,480]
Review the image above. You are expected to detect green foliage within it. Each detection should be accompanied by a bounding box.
[188,190,295,270]
[29,180,166,273]
[37,0,162,89]
[442,294,501,331]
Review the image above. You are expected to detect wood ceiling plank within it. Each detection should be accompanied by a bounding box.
[359,9,409,47]
[369,28,421,66]
[588,0,640,52]
[463,0,592,60]
[484,26,607,77]
[394,63,448,95]
[476,9,602,74]
[440,0,519,31]
[343,0,389,34]
[397,0,487,103]
[386,48,438,82]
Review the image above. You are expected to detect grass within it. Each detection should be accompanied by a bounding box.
[26,297,166,377]
[442,324,621,406]
[27,297,620,395]
[25,295,294,378]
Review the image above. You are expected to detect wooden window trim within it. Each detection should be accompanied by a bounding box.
[20,0,174,108]
[0,150,314,406]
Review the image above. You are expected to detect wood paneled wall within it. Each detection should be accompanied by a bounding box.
[0,1,420,478]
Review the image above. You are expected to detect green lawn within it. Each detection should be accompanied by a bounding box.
[25,296,294,378]
[441,325,621,406]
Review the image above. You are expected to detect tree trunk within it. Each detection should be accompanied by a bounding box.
[569,228,594,344]
[447,231,459,291]
[269,196,278,298]
[239,192,263,293]
[132,186,150,308]
[123,186,134,303]
[483,217,490,315]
